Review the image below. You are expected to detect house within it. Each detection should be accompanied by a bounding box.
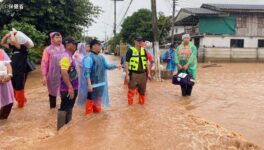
[174,4,264,62]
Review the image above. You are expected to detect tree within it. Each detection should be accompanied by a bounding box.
[120,9,152,44]
[158,12,171,45]
[108,33,122,53]
[0,0,101,38]
[119,9,171,45]
[0,21,47,63]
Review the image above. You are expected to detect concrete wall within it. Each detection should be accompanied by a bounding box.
[200,36,264,48]
[176,26,185,34]
[199,47,264,62]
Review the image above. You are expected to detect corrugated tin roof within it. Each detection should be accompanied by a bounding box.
[202,4,264,12]
[175,3,264,26]
[183,8,221,15]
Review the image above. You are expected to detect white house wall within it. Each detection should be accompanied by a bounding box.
[175,26,185,34]
[198,36,264,62]
[200,36,264,48]
[170,26,188,35]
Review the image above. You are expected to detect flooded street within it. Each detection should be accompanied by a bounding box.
[0,55,263,150]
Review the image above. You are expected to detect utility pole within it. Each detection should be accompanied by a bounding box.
[112,0,123,54]
[114,0,117,36]
[83,27,88,43]
[113,0,124,37]
[105,31,107,42]
[151,0,161,81]
[171,0,177,45]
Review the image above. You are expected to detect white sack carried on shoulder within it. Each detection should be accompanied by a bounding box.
[12,28,34,48]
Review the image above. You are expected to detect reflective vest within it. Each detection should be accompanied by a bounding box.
[178,44,192,61]
[129,47,148,71]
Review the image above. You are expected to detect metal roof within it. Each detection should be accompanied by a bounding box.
[182,8,221,15]
[175,8,223,23]
[175,3,264,26]
[202,4,264,12]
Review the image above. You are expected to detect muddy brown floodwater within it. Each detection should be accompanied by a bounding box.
[0,55,263,150]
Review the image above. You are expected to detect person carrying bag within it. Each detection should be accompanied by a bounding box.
[174,34,197,97]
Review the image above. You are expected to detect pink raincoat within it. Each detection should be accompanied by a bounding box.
[0,49,14,108]
[41,32,65,96]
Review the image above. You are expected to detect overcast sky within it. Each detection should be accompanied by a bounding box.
[89,0,264,40]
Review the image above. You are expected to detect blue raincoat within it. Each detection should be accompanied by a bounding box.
[162,48,177,72]
[78,51,116,107]
[74,43,88,103]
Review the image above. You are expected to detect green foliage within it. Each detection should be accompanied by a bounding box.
[120,9,153,44]
[119,9,171,45]
[0,0,101,38]
[158,12,172,44]
[0,0,102,63]
[108,34,122,53]
[0,21,47,63]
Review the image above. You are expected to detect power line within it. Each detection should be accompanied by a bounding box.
[165,0,173,10]
[117,0,134,30]
[117,0,130,21]
[107,0,133,41]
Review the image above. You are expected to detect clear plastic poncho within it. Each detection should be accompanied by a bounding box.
[78,51,116,107]
[73,43,88,103]
[0,49,14,108]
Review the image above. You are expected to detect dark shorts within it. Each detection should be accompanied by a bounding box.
[60,90,78,111]
[12,73,26,90]
[128,72,147,95]
[87,86,104,100]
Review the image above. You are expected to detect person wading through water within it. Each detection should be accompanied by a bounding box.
[41,32,65,109]
[125,36,149,105]
[1,30,33,108]
[0,49,14,119]
[175,34,198,96]
[79,39,121,115]
[57,37,79,130]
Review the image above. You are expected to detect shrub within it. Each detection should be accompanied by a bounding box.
[0,21,47,64]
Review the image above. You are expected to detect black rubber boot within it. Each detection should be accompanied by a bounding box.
[57,111,67,130]
[49,95,56,109]
[66,109,73,124]
[181,85,187,97]
[0,103,13,120]
[186,85,193,96]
